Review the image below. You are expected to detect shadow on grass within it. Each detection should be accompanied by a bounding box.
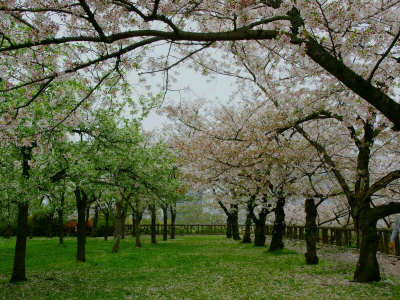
[266,248,298,255]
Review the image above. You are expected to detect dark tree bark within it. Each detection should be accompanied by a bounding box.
[170,204,176,239]
[162,205,168,241]
[75,188,88,262]
[134,210,142,247]
[85,203,90,242]
[4,223,12,239]
[247,196,270,247]
[4,203,13,239]
[217,201,232,238]
[91,206,99,237]
[241,212,252,244]
[29,214,37,239]
[149,203,157,244]
[304,198,319,265]
[112,201,123,253]
[121,213,126,240]
[58,209,64,245]
[353,207,380,282]
[10,203,29,283]
[268,195,286,253]
[104,212,109,241]
[10,146,31,283]
[231,203,241,240]
[131,214,136,237]
[226,215,232,238]
[46,212,54,238]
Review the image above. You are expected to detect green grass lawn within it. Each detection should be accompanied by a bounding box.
[0,235,399,299]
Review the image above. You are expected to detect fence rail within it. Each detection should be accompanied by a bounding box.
[124,224,400,256]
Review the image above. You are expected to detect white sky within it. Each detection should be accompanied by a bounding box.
[140,67,236,130]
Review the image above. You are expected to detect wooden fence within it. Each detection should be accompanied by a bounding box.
[125,224,400,256]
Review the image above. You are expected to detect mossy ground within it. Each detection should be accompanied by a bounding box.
[0,235,399,299]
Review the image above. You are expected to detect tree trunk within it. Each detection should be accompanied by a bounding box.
[46,213,54,238]
[149,204,157,244]
[226,215,232,238]
[4,222,12,239]
[10,146,31,283]
[253,220,266,246]
[131,214,136,237]
[10,203,29,283]
[304,198,319,265]
[104,212,109,241]
[121,213,126,240]
[112,201,123,253]
[91,206,99,237]
[353,208,380,282]
[29,214,37,239]
[231,204,241,240]
[162,205,168,241]
[58,210,64,245]
[85,203,90,242]
[241,213,252,244]
[268,196,286,252]
[135,210,142,247]
[170,205,176,239]
[75,188,87,262]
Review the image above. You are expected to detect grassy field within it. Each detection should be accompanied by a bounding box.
[0,235,399,299]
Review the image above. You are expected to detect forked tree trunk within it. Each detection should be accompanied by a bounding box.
[353,208,380,282]
[58,210,64,245]
[248,201,269,247]
[91,207,99,238]
[162,205,168,241]
[304,198,319,265]
[231,204,241,240]
[75,188,87,262]
[104,212,109,241]
[112,201,123,253]
[10,203,29,283]
[149,204,157,244]
[268,196,286,253]
[241,213,252,244]
[170,205,176,239]
[29,214,37,239]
